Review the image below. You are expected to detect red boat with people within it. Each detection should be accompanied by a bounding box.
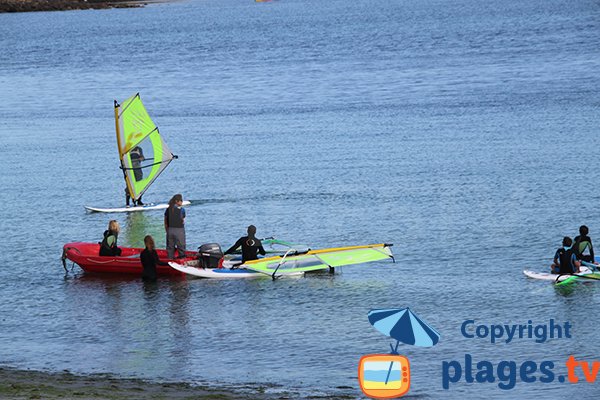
[62,242,196,276]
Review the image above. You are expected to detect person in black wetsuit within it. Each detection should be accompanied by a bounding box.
[130,146,145,182]
[164,194,186,259]
[141,235,168,282]
[224,225,266,263]
[125,187,144,207]
[573,225,595,263]
[124,146,145,207]
[551,236,580,274]
[99,220,122,256]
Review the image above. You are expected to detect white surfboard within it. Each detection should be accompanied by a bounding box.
[523,266,592,282]
[169,261,267,279]
[85,200,191,213]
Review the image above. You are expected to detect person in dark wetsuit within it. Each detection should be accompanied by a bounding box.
[99,220,122,256]
[125,187,144,207]
[551,236,580,274]
[224,225,266,263]
[164,194,186,259]
[130,146,145,182]
[141,235,168,282]
[573,225,595,263]
[125,146,145,206]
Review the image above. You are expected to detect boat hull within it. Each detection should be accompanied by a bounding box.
[62,242,196,276]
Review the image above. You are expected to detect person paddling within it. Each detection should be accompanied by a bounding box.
[551,236,580,274]
[224,225,266,263]
[99,220,122,256]
[141,235,168,282]
[573,225,595,263]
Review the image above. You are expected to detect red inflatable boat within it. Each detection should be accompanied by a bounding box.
[62,242,196,276]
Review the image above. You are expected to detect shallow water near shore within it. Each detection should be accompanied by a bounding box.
[0,0,600,398]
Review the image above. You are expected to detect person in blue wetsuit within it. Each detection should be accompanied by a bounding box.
[224,225,266,263]
[551,237,580,274]
[141,235,168,282]
[573,225,595,263]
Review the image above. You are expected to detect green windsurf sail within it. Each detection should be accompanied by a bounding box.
[115,93,177,201]
[244,243,394,277]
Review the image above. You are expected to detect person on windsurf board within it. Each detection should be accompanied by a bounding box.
[573,225,595,263]
[224,225,266,263]
[551,236,580,274]
[125,146,145,207]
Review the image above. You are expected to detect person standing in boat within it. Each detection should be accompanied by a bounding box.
[224,225,266,263]
[125,146,145,207]
[573,225,595,263]
[141,235,168,282]
[99,220,122,256]
[551,236,580,274]
[164,194,186,258]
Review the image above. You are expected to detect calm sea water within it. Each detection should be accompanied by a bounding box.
[1,0,600,398]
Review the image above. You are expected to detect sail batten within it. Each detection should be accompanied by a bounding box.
[115,94,175,201]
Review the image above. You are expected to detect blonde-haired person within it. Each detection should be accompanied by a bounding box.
[164,194,186,259]
[141,235,168,282]
[99,220,122,256]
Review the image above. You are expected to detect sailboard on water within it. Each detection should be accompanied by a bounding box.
[169,243,395,280]
[245,243,395,278]
[85,93,187,213]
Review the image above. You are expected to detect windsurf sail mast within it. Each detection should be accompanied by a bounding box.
[115,93,177,201]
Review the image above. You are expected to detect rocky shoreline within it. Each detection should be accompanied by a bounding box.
[0,0,147,13]
[0,367,276,400]
[0,367,353,400]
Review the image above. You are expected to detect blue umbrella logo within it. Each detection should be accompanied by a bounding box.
[366,308,440,388]
[368,307,440,350]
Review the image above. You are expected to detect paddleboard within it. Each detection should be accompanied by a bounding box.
[85,200,191,213]
[523,267,593,282]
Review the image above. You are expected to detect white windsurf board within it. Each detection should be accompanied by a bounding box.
[169,261,267,279]
[85,200,191,213]
[523,266,592,282]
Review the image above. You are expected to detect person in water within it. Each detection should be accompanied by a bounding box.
[573,225,595,263]
[99,220,122,256]
[164,194,186,259]
[224,225,266,263]
[141,235,168,282]
[551,236,580,274]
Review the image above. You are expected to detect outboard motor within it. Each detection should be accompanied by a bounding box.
[197,243,224,269]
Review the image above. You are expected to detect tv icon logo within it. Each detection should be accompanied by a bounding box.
[358,354,410,398]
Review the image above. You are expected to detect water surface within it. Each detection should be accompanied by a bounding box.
[0,0,599,397]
